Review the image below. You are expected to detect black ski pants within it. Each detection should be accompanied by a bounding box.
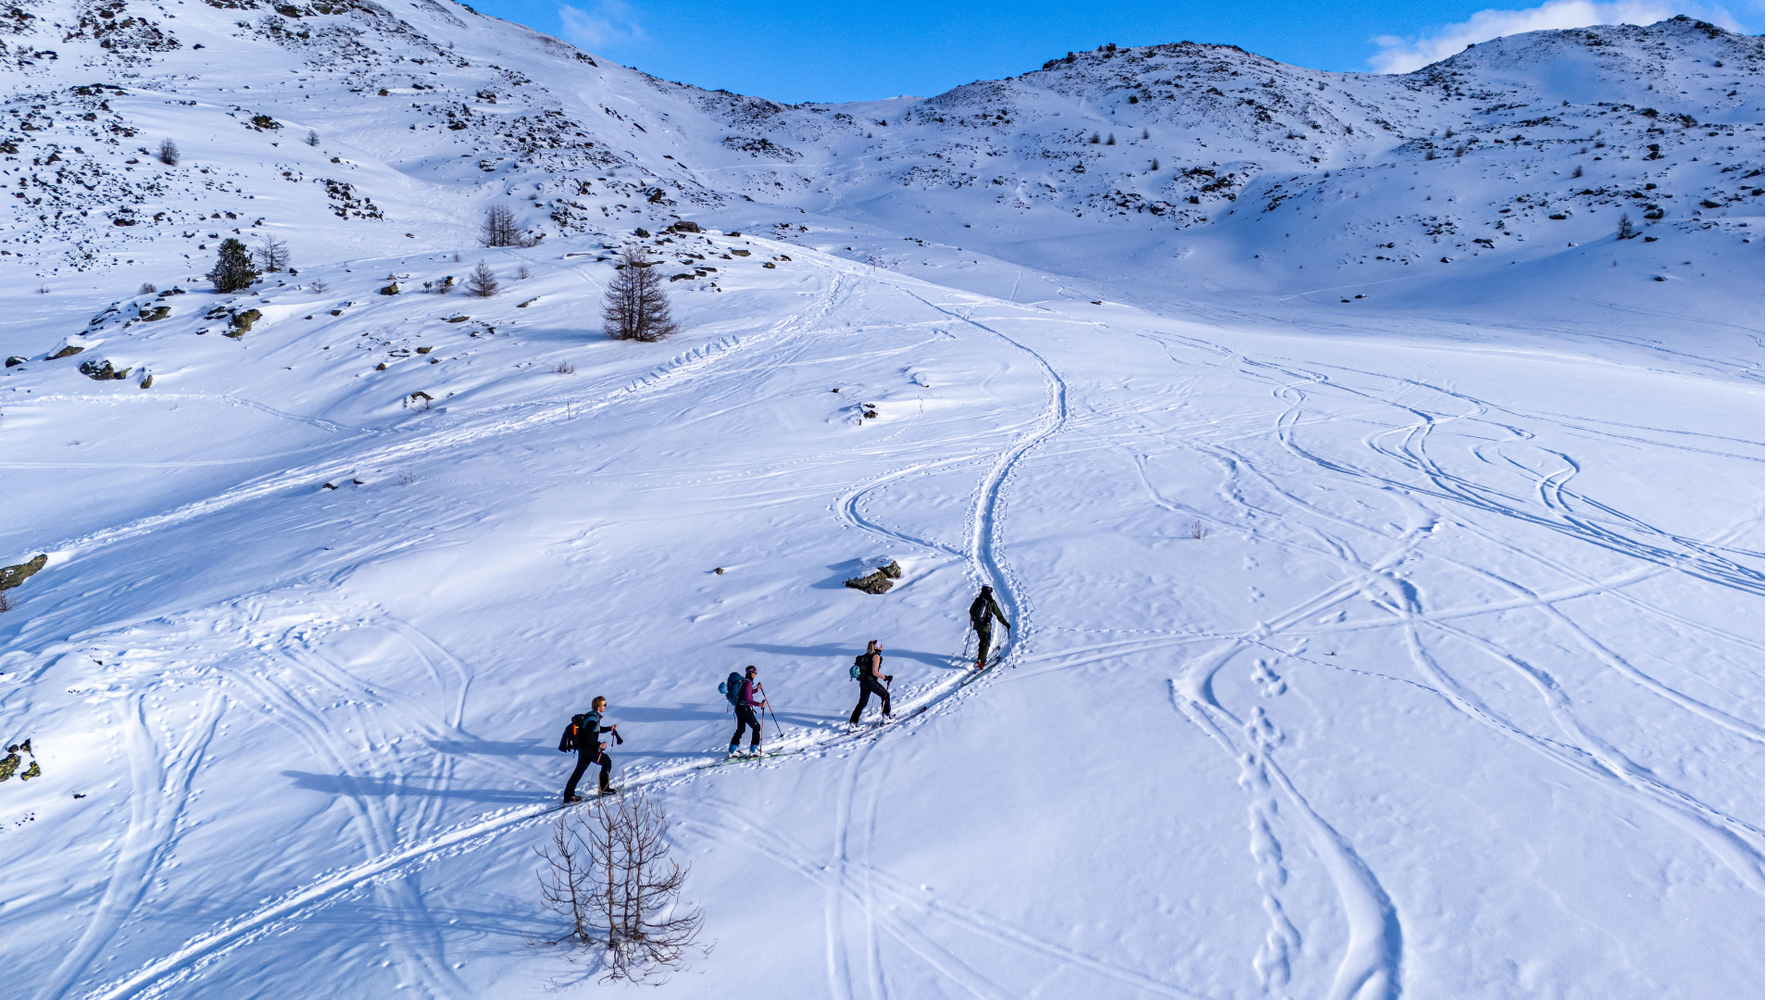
[563,746,611,801]
[974,624,994,664]
[731,704,761,747]
[850,675,891,724]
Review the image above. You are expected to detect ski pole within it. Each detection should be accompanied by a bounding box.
[757,686,785,737]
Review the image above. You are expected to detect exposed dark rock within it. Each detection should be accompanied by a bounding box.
[5,356,24,367]
[379,282,400,295]
[78,358,131,380]
[138,305,171,321]
[0,554,48,591]
[225,308,261,338]
[49,345,85,359]
[845,571,894,594]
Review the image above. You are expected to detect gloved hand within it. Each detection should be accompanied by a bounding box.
[613,730,624,745]
[885,674,894,683]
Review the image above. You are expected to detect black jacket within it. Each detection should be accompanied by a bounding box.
[970,592,1009,630]
[558,710,615,753]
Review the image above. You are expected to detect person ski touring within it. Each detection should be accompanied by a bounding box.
[559,696,622,803]
[724,665,764,756]
[849,640,893,725]
[969,585,1010,668]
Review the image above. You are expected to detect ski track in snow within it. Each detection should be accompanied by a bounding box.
[43,271,852,561]
[686,807,1215,1000]
[71,258,1077,1000]
[1110,324,1761,997]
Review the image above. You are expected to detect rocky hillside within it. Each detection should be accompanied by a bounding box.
[0,3,1764,324]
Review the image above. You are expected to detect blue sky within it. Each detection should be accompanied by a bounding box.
[467,0,1764,102]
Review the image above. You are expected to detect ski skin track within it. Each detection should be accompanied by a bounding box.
[75,259,1062,1000]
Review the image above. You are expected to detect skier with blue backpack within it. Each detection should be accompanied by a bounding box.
[721,665,765,756]
[848,640,893,725]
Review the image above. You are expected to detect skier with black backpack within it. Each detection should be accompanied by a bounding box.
[969,585,1010,668]
[558,696,622,803]
[721,665,765,757]
[848,640,893,725]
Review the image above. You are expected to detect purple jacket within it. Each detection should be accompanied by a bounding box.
[739,678,762,708]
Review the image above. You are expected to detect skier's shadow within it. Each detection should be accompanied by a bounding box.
[733,641,958,670]
[425,738,553,757]
[280,770,539,803]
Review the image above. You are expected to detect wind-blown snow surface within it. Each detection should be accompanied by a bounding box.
[0,5,1764,1000]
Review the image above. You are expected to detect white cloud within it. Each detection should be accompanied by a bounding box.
[557,0,646,52]
[1369,0,1743,73]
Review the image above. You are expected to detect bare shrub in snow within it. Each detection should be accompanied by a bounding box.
[535,787,705,983]
[139,282,157,294]
[397,471,419,486]
[157,138,178,166]
[466,261,499,298]
[1572,165,1584,178]
[305,129,320,146]
[516,264,530,280]
[1189,520,1208,540]
[602,247,675,342]
[480,204,520,247]
[555,360,576,374]
[310,279,329,293]
[35,285,49,294]
[253,236,290,272]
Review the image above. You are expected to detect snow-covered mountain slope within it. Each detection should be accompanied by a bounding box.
[0,4,1764,358]
[0,7,1764,1000]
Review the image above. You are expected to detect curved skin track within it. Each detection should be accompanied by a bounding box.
[74,262,1077,1000]
[22,234,1756,1000]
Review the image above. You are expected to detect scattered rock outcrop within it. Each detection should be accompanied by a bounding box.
[844,560,903,594]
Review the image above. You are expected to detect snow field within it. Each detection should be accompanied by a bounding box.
[1,231,1762,998]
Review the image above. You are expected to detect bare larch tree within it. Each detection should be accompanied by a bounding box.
[602,246,676,342]
[253,236,290,272]
[536,786,705,983]
[480,204,520,248]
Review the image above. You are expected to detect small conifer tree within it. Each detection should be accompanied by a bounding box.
[207,238,257,292]
[466,260,499,297]
[1616,213,1636,240]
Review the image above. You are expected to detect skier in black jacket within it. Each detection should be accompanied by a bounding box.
[849,640,892,725]
[560,696,622,802]
[969,585,1009,668]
